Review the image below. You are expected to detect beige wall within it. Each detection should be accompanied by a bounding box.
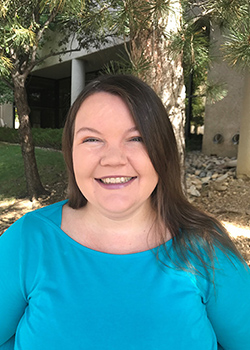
[202,26,244,157]
[0,103,13,128]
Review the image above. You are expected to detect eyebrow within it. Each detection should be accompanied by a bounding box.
[75,126,139,135]
[75,127,102,135]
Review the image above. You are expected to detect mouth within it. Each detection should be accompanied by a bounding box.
[97,176,135,184]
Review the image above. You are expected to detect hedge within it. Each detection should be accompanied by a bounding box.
[0,127,63,150]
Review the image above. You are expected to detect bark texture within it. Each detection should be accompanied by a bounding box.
[130,0,186,179]
[12,72,47,200]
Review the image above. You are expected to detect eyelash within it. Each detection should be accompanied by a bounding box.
[81,136,143,143]
[130,136,143,142]
[82,138,100,143]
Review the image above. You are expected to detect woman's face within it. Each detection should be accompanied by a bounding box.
[72,92,158,218]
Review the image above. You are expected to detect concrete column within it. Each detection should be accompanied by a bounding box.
[0,103,14,128]
[71,59,86,105]
[237,71,250,178]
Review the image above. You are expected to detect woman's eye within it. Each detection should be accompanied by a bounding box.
[82,138,100,143]
[130,136,143,142]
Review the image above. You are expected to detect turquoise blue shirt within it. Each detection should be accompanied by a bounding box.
[0,200,250,349]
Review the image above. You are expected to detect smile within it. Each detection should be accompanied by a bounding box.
[99,177,134,184]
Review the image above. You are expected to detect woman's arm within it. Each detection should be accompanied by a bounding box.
[0,336,15,349]
[205,248,250,349]
[0,218,27,346]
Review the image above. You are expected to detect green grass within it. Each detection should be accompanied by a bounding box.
[0,142,67,201]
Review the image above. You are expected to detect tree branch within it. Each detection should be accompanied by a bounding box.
[29,7,60,68]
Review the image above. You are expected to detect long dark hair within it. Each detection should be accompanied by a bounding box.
[62,74,243,278]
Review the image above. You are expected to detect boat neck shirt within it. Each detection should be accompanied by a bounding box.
[0,200,250,350]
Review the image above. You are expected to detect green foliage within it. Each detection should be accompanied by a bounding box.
[102,54,133,75]
[0,80,13,103]
[0,127,19,143]
[199,0,248,27]
[79,1,173,74]
[102,51,152,77]
[0,0,85,78]
[32,128,63,149]
[188,0,250,70]
[185,133,203,151]
[0,127,63,150]
[205,81,228,104]
[0,56,12,77]
[223,25,250,68]
[213,1,250,70]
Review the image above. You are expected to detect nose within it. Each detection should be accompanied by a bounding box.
[100,145,127,167]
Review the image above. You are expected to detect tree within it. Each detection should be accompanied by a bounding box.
[129,0,186,170]
[0,0,93,200]
[82,0,186,176]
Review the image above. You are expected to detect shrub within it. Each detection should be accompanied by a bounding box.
[32,128,63,150]
[0,127,19,143]
[0,127,63,150]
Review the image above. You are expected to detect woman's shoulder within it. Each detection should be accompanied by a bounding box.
[2,200,68,239]
[30,199,68,224]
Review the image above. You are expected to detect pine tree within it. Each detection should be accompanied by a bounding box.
[0,0,90,199]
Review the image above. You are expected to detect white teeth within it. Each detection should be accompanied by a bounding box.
[101,177,133,184]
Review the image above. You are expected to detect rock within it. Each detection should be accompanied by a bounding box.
[185,151,240,197]
[188,185,201,197]
[205,163,214,171]
[224,160,237,168]
[199,171,207,178]
[185,151,239,195]
[212,173,219,179]
[215,173,228,183]
[191,178,203,190]
[213,182,228,191]
[201,176,211,183]
[191,177,202,185]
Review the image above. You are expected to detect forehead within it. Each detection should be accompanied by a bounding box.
[74,92,135,127]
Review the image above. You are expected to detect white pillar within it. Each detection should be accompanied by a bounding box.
[71,59,86,105]
[237,70,250,178]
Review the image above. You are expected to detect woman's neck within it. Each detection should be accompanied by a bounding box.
[62,202,164,254]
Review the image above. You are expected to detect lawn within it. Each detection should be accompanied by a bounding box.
[0,142,67,201]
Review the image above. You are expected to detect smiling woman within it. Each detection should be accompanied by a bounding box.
[69,91,158,222]
[0,75,250,350]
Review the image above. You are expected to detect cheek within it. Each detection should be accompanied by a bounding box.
[72,152,79,174]
[72,150,87,181]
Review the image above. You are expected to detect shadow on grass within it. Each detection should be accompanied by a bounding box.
[0,142,67,201]
[0,142,68,233]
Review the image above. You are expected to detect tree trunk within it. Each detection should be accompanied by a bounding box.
[12,72,47,200]
[130,0,186,182]
[237,70,250,178]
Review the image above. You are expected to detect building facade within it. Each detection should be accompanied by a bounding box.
[202,25,244,158]
[0,36,124,130]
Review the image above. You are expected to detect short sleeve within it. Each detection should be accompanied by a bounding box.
[0,218,27,346]
[204,248,250,349]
